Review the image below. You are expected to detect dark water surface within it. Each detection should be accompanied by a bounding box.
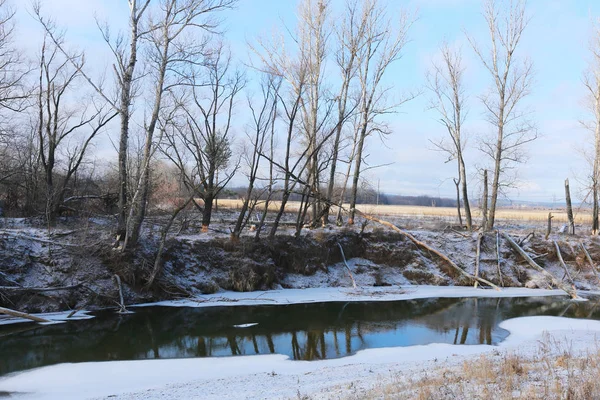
[1,296,598,376]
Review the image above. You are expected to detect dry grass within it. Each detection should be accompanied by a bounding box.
[215,199,592,224]
[348,334,600,400]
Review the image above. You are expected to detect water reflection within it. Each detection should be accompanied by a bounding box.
[1,296,599,376]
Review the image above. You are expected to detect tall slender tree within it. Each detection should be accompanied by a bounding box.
[426,43,472,230]
[468,0,536,231]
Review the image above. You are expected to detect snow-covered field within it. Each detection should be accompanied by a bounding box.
[0,286,598,399]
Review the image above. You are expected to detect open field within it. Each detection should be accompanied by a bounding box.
[215,199,593,224]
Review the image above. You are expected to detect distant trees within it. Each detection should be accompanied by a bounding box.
[426,43,472,230]
[468,0,536,231]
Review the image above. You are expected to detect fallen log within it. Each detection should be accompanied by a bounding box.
[554,241,574,284]
[355,210,500,291]
[501,232,578,299]
[580,243,599,282]
[337,242,357,289]
[0,306,51,323]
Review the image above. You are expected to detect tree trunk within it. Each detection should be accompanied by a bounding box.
[202,195,214,232]
[565,178,575,235]
[482,169,488,231]
[458,153,472,230]
[348,122,367,225]
[454,178,462,227]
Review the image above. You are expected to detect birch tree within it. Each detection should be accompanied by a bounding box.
[323,0,365,224]
[583,19,600,235]
[468,0,536,231]
[124,0,238,248]
[426,43,472,230]
[34,0,151,242]
[348,0,414,225]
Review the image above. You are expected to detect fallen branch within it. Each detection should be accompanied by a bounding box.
[0,306,51,323]
[337,242,357,289]
[531,253,548,261]
[0,283,82,292]
[355,210,500,291]
[0,232,78,248]
[0,270,21,287]
[474,232,483,289]
[501,232,578,299]
[554,241,574,284]
[580,243,599,282]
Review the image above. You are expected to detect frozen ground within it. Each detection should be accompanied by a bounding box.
[0,286,598,399]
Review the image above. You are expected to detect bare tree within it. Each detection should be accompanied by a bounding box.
[426,43,472,230]
[231,74,279,240]
[34,0,151,242]
[124,0,238,248]
[323,0,364,224]
[468,0,536,231]
[582,19,600,235]
[162,44,242,234]
[348,0,414,224]
[35,36,117,224]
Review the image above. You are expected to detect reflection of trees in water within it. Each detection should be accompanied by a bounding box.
[3,296,600,374]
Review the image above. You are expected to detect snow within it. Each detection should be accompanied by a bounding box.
[233,323,259,328]
[134,285,575,309]
[0,316,599,399]
[0,310,94,326]
[0,285,579,326]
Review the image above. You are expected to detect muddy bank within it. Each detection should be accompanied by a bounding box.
[0,217,599,314]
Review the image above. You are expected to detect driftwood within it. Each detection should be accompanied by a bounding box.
[554,241,574,284]
[501,232,578,299]
[496,230,504,287]
[0,306,51,323]
[355,210,500,290]
[337,242,357,289]
[580,243,599,281]
[474,233,483,288]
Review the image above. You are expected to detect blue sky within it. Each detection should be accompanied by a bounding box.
[14,0,600,203]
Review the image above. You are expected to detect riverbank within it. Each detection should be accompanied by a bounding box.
[2,214,599,316]
[1,315,599,399]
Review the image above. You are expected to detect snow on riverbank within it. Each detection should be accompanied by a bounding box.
[1,285,574,326]
[0,310,94,326]
[1,316,600,399]
[136,285,574,309]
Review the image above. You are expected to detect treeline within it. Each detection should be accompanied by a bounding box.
[1,0,600,255]
[225,187,456,208]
